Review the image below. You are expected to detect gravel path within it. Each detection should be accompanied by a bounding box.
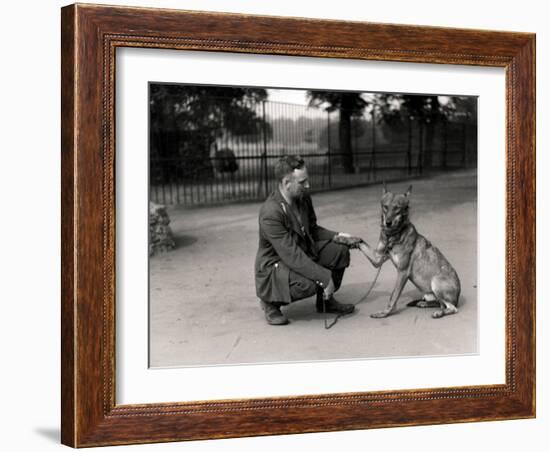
[149,169,478,367]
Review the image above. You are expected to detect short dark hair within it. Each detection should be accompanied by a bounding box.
[274,155,305,181]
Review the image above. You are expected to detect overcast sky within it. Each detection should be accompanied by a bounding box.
[266,88,452,109]
[266,88,309,105]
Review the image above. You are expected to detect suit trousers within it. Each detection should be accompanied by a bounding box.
[288,240,350,302]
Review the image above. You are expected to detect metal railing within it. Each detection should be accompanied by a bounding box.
[150,99,476,206]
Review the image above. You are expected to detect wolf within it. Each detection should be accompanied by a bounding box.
[358,184,461,319]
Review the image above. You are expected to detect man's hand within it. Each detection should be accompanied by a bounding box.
[332,232,364,248]
[323,278,335,300]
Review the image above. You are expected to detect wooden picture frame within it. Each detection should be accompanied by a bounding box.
[61,3,535,447]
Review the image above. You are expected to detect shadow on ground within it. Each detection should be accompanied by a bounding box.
[173,235,197,249]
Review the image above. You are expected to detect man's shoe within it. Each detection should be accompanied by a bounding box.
[260,300,289,325]
[316,296,355,315]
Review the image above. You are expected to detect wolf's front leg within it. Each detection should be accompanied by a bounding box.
[358,241,387,268]
[371,271,408,318]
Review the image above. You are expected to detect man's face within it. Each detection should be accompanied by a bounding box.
[285,167,310,200]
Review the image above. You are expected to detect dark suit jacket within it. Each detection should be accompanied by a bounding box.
[255,189,337,302]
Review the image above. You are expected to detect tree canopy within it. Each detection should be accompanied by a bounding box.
[307,90,370,173]
[150,84,269,179]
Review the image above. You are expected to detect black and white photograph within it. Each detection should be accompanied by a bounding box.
[3,0,544,450]
[148,83,478,367]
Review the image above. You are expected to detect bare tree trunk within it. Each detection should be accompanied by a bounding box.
[422,96,440,174]
[339,100,355,174]
[417,121,424,175]
[407,116,412,175]
[442,121,448,169]
[423,120,435,173]
[159,97,179,183]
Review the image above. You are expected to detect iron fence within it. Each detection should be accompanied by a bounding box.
[150,99,477,206]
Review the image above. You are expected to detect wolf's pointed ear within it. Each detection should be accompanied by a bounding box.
[382,181,388,194]
[405,185,413,197]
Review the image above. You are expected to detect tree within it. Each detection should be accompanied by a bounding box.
[376,94,445,173]
[149,85,269,180]
[307,90,369,173]
[440,96,477,167]
[440,96,477,123]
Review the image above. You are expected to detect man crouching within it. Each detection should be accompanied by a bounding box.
[255,155,358,325]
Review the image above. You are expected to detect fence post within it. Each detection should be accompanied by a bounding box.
[370,108,376,180]
[417,120,424,175]
[327,111,332,188]
[407,115,412,175]
[462,122,467,168]
[262,100,269,197]
[442,120,448,169]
